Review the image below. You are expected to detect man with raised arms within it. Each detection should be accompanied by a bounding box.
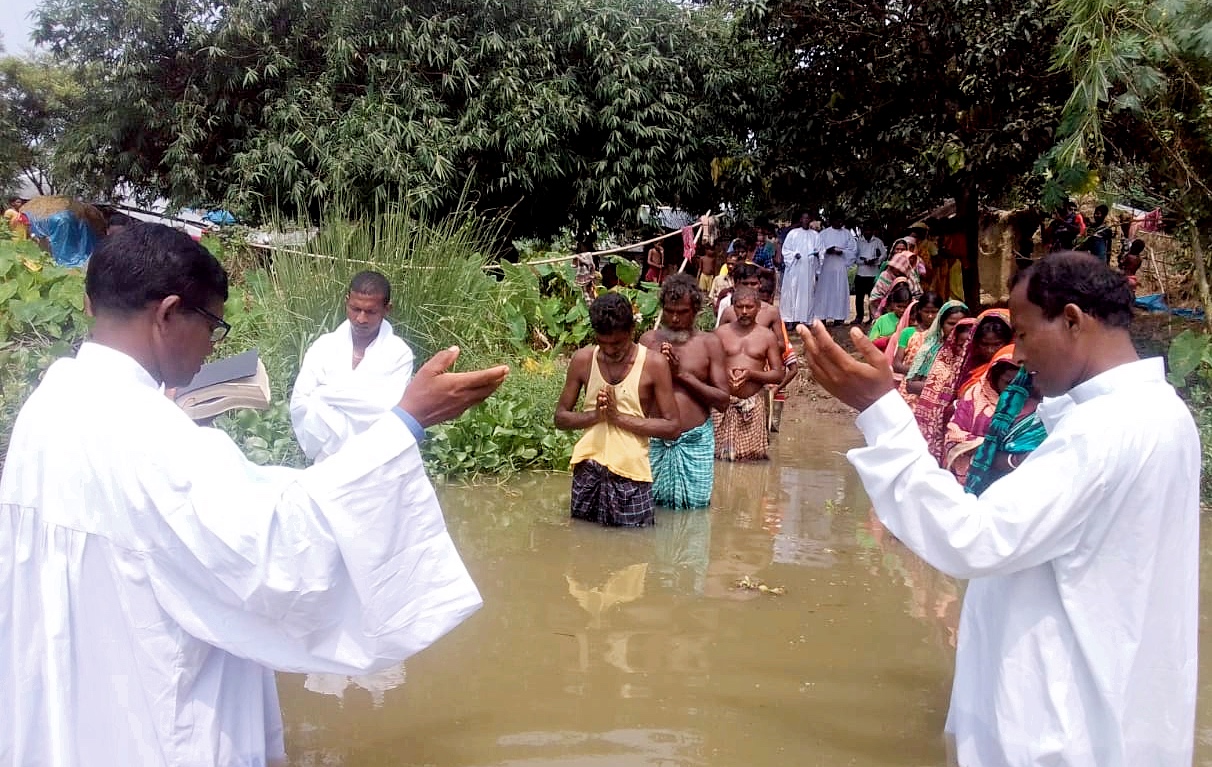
[0,223,508,766]
[797,251,1198,766]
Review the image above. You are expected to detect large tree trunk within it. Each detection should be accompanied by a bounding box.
[959,184,982,309]
[1190,225,1212,333]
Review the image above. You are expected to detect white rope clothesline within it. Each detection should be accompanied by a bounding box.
[249,211,715,271]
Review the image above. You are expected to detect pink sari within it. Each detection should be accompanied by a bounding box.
[944,345,1016,484]
[912,318,978,463]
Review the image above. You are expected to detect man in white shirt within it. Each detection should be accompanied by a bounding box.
[0,223,508,766]
[853,221,886,325]
[797,250,1198,767]
[815,212,858,325]
[291,270,415,462]
[778,211,821,330]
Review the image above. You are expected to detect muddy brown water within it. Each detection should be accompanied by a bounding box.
[279,399,1212,766]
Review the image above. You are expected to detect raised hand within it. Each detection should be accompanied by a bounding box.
[399,347,509,427]
[796,321,895,412]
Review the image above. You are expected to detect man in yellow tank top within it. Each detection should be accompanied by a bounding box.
[556,293,680,526]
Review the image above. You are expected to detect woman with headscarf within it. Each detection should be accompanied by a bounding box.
[868,240,925,318]
[913,308,1013,464]
[892,292,944,377]
[963,365,1049,496]
[944,345,1021,485]
[899,300,969,407]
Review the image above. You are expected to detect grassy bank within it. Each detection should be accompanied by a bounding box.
[0,207,600,480]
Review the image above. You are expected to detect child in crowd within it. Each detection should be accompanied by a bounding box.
[867,282,913,351]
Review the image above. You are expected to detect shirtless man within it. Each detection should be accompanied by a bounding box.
[719,263,800,431]
[697,244,719,294]
[640,274,730,509]
[712,286,784,461]
[556,292,680,526]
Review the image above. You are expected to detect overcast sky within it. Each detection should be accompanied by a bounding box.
[1,0,41,55]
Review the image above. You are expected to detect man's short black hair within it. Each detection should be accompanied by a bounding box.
[659,273,703,313]
[86,222,228,316]
[732,262,760,283]
[732,285,760,305]
[1011,251,1134,328]
[349,270,391,304]
[589,292,635,334]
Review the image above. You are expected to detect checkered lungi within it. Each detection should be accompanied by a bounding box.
[712,391,768,461]
[570,459,655,527]
[649,419,715,509]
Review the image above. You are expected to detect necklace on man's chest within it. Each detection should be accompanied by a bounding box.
[600,350,635,385]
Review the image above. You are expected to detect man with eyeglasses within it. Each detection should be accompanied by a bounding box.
[0,222,508,766]
[290,270,416,463]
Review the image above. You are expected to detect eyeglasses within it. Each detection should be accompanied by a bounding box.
[191,306,231,343]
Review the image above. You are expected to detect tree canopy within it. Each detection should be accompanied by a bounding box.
[752,0,1072,221]
[34,0,774,236]
[0,54,84,195]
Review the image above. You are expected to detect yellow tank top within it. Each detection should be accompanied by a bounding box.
[569,344,652,482]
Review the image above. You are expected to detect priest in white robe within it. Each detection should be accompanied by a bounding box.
[779,212,821,327]
[815,213,857,324]
[797,251,1198,767]
[291,271,415,463]
[0,223,508,767]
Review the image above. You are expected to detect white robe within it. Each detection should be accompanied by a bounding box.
[290,319,415,462]
[815,226,857,321]
[849,358,1198,767]
[779,227,820,324]
[0,343,481,767]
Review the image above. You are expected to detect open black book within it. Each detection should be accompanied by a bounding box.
[174,348,271,421]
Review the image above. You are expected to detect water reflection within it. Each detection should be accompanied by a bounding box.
[278,433,973,766]
[856,510,962,650]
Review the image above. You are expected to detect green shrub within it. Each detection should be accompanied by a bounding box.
[0,210,610,485]
[423,359,577,482]
[1166,330,1212,502]
[0,241,90,469]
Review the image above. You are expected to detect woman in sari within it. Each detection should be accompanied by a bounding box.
[899,299,969,408]
[943,345,1021,485]
[913,308,1013,464]
[868,242,925,317]
[891,291,943,376]
[963,365,1048,495]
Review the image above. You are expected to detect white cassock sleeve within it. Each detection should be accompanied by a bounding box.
[848,392,1100,579]
[136,413,480,674]
[841,233,858,267]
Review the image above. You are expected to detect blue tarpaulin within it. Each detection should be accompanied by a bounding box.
[26,209,98,268]
[1135,293,1205,321]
